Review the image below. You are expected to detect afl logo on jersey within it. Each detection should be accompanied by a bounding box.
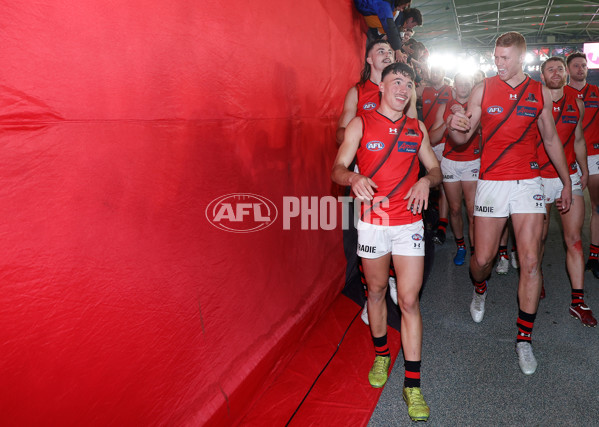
[412,234,423,241]
[487,106,503,115]
[533,194,544,201]
[363,102,377,111]
[366,141,385,151]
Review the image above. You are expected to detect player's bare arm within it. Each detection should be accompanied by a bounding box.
[446,83,483,144]
[573,98,588,190]
[336,86,359,146]
[404,122,442,214]
[331,116,378,201]
[428,103,447,145]
[538,85,572,212]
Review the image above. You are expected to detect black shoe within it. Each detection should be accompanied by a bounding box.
[432,228,446,245]
[585,259,599,279]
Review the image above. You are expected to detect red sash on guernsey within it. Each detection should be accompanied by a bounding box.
[536,93,579,178]
[421,84,452,130]
[479,75,544,180]
[357,111,423,226]
[442,99,481,161]
[356,80,380,116]
[564,83,599,155]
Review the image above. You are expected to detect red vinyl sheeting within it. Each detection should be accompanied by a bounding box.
[1,1,364,425]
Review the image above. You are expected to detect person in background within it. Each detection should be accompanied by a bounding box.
[564,52,599,280]
[538,56,596,327]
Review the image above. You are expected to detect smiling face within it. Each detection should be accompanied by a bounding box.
[380,70,414,112]
[493,45,524,82]
[542,59,567,90]
[367,43,395,73]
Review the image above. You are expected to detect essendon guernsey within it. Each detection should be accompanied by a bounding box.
[356,80,380,116]
[537,93,580,178]
[357,112,423,226]
[422,85,452,130]
[564,83,599,155]
[479,75,544,180]
[442,99,481,161]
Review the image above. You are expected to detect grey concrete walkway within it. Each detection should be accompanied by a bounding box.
[369,200,599,426]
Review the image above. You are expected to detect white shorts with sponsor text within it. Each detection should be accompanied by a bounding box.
[474,178,545,217]
[357,220,425,258]
[441,157,480,182]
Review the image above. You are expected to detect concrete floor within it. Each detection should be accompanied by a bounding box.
[369,198,599,426]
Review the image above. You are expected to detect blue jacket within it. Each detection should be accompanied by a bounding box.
[354,0,402,50]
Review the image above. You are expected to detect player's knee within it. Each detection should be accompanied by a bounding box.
[397,293,419,314]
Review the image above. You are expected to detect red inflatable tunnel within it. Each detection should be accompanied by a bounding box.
[1,1,367,425]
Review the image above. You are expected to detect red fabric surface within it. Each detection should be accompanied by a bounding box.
[0,1,365,425]
[240,294,402,427]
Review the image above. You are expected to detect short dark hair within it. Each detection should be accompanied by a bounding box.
[541,56,566,74]
[566,52,587,67]
[395,0,411,7]
[381,62,416,83]
[404,8,423,26]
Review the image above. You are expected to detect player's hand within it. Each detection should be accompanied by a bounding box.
[447,111,472,132]
[395,49,408,64]
[450,104,465,115]
[404,179,430,214]
[350,174,378,201]
[556,184,572,214]
[580,171,589,191]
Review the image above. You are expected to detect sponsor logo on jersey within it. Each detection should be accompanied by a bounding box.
[363,102,377,111]
[358,243,376,253]
[591,91,598,98]
[553,106,561,112]
[397,141,418,153]
[533,194,544,201]
[517,106,537,117]
[366,141,385,151]
[509,94,518,100]
[206,193,278,233]
[570,162,578,171]
[584,101,599,109]
[525,93,538,102]
[594,143,599,150]
[561,115,578,124]
[389,128,398,134]
[412,234,423,241]
[405,128,419,136]
[487,106,503,114]
[530,161,539,169]
[475,205,494,213]
[566,104,576,112]
[577,93,584,99]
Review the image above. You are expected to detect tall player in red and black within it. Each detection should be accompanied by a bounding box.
[447,32,572,375]
[564,52,599,279]
[538,56,596,327]
[418,66,453,245]
[332,62,441,421]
